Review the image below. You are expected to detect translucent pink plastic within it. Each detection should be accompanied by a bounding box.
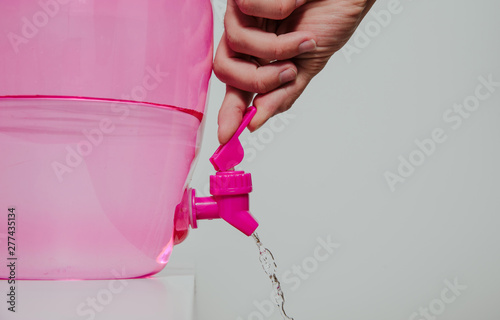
[0,0,213,280]
[0,0,213,114]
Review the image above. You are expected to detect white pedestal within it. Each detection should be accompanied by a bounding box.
[0,264,195,320]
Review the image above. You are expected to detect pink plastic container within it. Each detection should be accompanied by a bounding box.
[0,0,213,279]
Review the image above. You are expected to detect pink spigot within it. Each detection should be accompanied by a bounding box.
[174,107,259,243]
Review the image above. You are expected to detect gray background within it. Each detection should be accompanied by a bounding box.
[172,0,500,319]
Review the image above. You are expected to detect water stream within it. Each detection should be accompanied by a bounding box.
[252,232,294,320]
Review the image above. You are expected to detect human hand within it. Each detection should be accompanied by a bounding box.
[214,0,376,144]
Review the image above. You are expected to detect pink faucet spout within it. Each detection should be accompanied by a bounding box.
[193,171,258,236]
[215,194,258,236]
[173,107,259,242]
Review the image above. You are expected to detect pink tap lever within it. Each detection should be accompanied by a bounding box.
[210,106,256,171]
[174,107,259,242]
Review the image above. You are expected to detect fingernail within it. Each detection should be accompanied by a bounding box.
[279,69,297,84]
[298,39,316,54]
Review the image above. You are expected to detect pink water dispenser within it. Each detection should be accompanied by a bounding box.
[0,0,258,280]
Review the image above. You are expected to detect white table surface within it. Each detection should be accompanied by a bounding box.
[0,263,195,320]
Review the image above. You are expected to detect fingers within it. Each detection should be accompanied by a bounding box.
[216,65,315,145]
[234,0,308,20]
[214,33,299,94]
[225,25,317,61]
[217,86,254,144]
[225,1,316,61]
[249,70,312,131]
[215,0,319,143]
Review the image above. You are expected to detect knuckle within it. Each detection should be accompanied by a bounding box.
[276,0,293,19]
[253,76,270,94]
[276,101,293,115]
[223,13,235,32]
[213,58,227,82]
[235,0,253,15]
[282,88,302,111]
[273,42,285,60]
[225,30,241,51]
